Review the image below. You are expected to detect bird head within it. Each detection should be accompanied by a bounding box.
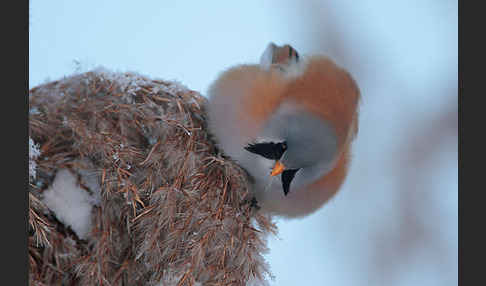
[243,103,339,196]
[235,43,339,196]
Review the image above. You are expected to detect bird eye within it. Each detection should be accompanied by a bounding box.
[289,46,299,62]
[244,141,287,160]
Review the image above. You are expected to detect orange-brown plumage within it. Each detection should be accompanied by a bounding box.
[304,145,352,214]
[240,56,359,147]
[207,43,360,218]
[282,56,360,146]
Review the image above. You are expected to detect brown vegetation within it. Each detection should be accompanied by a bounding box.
[28,69,276,285]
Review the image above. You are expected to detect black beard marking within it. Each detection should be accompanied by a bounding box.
[244,141,287,160]
[281,168,300,196]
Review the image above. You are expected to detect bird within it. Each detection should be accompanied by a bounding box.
[206,42,360,218]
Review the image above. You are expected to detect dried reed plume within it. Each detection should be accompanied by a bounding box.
[28,69,277,285]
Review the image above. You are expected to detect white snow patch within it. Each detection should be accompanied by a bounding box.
[41,169,96,239]
[29,137,41,181]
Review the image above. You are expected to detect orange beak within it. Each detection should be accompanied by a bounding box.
[270,161,286,176]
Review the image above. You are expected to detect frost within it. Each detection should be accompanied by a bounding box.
[92,67,152,101]
[41,169,97,239]
[92,67,190,99]
[152,86,161,94]
[148,136,158,145]
[156,80,190,95]
[29,107,40,115]
[156,269,202,286]
[29,137,41,181]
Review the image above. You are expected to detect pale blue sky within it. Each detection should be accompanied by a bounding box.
[30,1,457,285]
